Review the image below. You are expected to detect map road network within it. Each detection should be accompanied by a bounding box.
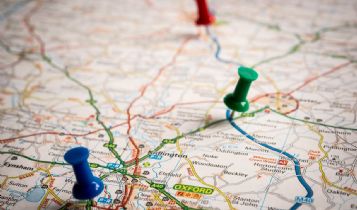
[0,0,356,210]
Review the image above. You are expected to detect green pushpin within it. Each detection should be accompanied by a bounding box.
[224,66,258,116]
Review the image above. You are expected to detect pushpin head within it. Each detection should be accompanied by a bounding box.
[238,66,258,82]
[195,0,215,25]
[64,147,89,165]
[64,147,104,200]
[224,66,258,112]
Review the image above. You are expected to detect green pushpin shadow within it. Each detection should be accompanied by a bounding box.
[224,66,258,113]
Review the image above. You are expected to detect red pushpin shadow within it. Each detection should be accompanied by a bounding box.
[195,0,215,25]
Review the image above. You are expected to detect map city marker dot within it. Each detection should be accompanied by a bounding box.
[224,66,258,114]
[195,0,215,25]
[64,147,104,200]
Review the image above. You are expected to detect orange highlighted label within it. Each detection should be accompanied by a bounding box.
[175,191,202,200]
[278,159,288,166]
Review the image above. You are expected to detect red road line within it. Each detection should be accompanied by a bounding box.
[23,0,46,57]
[121,36,195,208]
[137,100,218,119]
[93,204,114,210]
[251,92,299,115]
[117,184,129,209]
[0,100,215,144]
[0,123,120,144]
[251,93,270,103]
[252,61,351,115]
[284,97,299,115]
[125,36,194,167]
[12,3,355,208]
[16,1,196,208]
[145,0,154,7]
[287,61,351,95]
[0,57,23,70]
[46,43,84,52]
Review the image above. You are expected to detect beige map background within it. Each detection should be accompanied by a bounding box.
[0,0,356,209]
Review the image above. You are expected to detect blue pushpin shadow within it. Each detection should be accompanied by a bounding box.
[64,147,104,200]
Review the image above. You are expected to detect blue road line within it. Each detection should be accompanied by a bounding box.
[206,27,242,66]
[226,110,313,210]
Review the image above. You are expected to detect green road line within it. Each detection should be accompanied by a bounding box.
[126,142,166,167]
[251,36,304,68]
[126,106,268,168]
[127,142,166,167]
[270,108,357,131]
[0,151,144,181]
[63,68,125,166]
[86,200,92,210]
[305,52,356,63]
[327,54,356,63]
[0,40,11,52]
[41,55,125,167]
[315,23,357,38]
[3,150,197,208]
[250,24,357,69]
[0,151,68,165]
[157,188,202,210]
[1,150,202,209]
[158,189,187,210]
[99,168,142,180]
[145,181,191,210]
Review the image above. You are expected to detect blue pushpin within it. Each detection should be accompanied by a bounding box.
[64,147,104,200]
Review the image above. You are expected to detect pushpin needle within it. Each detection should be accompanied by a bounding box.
[230,111,235,119]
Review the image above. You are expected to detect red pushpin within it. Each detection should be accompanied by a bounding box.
[195,0,215,25]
